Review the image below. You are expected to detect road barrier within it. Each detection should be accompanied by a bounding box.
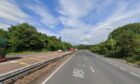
[0,52,75,84]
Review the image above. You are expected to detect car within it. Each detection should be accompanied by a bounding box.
[58,49,62,53]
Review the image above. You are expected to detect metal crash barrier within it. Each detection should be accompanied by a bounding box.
[0,52,75,84]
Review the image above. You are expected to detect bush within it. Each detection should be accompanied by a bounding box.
[0,48,6,57]
[135,61,140,65]
[127,55,140,63]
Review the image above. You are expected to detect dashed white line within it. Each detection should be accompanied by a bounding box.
[129,72,140,78]
[112,64,118,67]
[41,54,75,84]
[108,62,112,65]
[85,57,87,61]
[98,55,140,78]
[119,67,127,71]
[90,66,95,72]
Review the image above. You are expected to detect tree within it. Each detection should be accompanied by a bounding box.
[0,23,72,53]
[90,23,140,62]
[0,29,8,58]
[117,31,137,57]
[8,23,44,52]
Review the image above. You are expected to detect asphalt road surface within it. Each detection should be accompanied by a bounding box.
[42,50,140,84]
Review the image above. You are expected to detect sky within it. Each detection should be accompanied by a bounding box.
[0,0,140,45]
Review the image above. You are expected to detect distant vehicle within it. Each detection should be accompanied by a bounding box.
[69,48,77,51]
[58,49,62,53]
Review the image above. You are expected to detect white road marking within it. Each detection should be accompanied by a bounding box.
[10,60,18,63]
[85,57,87,61]
[129,72,140,78]
[90,66,95,72]
[76,64,85,67]
[72,68,85,78]
[113,64,118,67]
[108,62,112,65]
[119,67,127,71]
[41,54,75,84]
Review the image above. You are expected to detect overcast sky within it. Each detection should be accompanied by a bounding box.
[0,0,140,45]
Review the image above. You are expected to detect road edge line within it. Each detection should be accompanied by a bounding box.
[90,66,95,72]
[41,53,75,84]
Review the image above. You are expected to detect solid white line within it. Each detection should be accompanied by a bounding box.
[129,72,140,78]
[113,64,118,67]
[41,54,75,84]
[108,62,112,65]
[85,57,87,61]
[90,66,95,72]
[119,67,127,71]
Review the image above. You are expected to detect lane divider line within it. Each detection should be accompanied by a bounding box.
[85,57,87,61]
[112,64,118,67]
[90,66,95,72]
[108,62,112,65]
[129,72,140,78]
[119,67,127,71]
[41,54,75,84]
[91,53,140,78]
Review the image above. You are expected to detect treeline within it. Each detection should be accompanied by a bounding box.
[90,23,140,63]
[0,23,72,52]
[76,44,92,50]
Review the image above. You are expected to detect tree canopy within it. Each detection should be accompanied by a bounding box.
[0,23,72,52]
[90,23,140,62]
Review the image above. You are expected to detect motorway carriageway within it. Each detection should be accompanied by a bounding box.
[42,50,140,84]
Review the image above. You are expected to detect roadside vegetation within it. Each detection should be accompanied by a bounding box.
[0,23,72,56]
[90,23,140,64]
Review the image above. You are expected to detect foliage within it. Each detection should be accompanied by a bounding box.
[0,23,72,53]
[76,44,92,50]
[0,29,8,57]
[90,23,140,62]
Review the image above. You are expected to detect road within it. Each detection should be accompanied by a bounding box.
[42,50,140,84]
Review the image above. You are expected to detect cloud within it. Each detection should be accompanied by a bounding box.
[59,0,94,18]
[59,0,140,45]
[27,2,59,29]
[0,0,28,23]
[0,0,140,45]
[0,23,10,30]
[58,0,112,44]
[89,0,140,44]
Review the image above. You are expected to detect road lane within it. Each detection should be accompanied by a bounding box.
[42,51,140,84]
[85,51,140,84]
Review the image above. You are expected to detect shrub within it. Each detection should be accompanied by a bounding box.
[127,55,140,63]
[0,48,6,57]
